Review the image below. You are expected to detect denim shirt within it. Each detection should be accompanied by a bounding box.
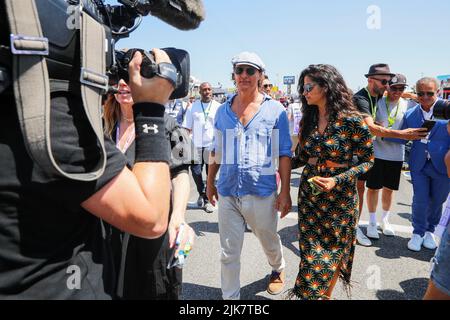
[213,94,292,198]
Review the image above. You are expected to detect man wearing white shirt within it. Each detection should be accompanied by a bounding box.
[366,74,410,239]
[183,82,221,212]
[287,100,302,153]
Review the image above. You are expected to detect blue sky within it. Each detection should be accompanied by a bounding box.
[109,0,450,92]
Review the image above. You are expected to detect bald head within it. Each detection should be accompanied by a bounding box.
[199,82,213,102]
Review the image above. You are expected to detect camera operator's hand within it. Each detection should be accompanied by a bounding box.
[128,49,175,105]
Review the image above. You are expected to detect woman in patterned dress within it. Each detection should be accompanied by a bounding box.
[289,65,374,300]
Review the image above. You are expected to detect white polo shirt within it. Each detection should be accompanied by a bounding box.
[182,99,221,149]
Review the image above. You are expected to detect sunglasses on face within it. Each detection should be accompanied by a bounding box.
[263,84,273,89]
[234,66,258,76]
[417,91,435,97]
[389,86,406,92]
[303,83,316,94]
[372,78,390,85]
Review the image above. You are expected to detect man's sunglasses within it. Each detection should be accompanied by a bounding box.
[417,91,435,97]
[389,86,406,92]
[303,83,316,93]
[235,66,258,76]
[371,78,390,85]
[263,84,273,89]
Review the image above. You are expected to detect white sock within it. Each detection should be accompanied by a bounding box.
[369,212,377,225]
[382,211,390,221]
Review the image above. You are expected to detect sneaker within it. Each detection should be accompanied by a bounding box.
[423,232,437,250]
[366,223,380,239]
[204,202,215,213]
[381,219,396,236]
[356,226,372,246]
[267,270,285,295]
[197,196,205,208]
[408,233,424,252]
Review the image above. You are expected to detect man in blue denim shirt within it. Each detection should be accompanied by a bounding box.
[207,52,292,300]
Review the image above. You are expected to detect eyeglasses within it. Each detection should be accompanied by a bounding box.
[234,66,258,76]
[263,84,273,89]
[389,86,406,92]
[417,91,435,97]
[371,78,390,85]
[303,83,316,94]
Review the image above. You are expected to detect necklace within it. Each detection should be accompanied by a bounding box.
[122,114,133,123]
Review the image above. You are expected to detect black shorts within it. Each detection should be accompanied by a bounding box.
[366,158,403,191]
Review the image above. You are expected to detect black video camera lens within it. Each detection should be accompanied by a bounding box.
[113,48,190,99]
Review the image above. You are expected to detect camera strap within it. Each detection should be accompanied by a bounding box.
[5,0,107,181]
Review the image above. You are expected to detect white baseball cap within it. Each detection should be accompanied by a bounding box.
[231,51,266,71]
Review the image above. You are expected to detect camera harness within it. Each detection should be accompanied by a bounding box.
[5,0,108,181]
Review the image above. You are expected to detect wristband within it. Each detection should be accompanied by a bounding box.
[133,102,170,163]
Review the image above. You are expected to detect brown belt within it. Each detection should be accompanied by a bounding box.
[307,158,350,169]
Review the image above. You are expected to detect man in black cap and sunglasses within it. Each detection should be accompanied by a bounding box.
[365,74,411,241]
[353,64,428,247]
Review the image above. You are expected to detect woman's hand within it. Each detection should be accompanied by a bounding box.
[313,177,337,193]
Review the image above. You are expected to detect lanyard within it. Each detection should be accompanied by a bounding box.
[385,96,400,128]
[116,123,135,153]
[201,101,212,121]
[364,87,377,119]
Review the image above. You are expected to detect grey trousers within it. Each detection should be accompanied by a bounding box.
[218,192,285,300]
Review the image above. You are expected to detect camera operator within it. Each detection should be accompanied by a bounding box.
[0,3,174,298]
[103,77,195,300]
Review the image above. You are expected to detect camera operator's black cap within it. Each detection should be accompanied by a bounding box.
[365,64,395,78]
[390,74,408,87]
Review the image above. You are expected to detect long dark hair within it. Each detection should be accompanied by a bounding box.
[298,64,358,144]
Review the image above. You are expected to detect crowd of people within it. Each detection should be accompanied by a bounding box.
[154,54,450,300]
[1,32,449,300]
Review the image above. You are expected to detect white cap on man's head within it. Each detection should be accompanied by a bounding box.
[231,51,265,71]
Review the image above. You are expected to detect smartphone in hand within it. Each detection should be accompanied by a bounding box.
[422,120,436,133]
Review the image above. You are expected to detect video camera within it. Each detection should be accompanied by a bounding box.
[34,0,205,98]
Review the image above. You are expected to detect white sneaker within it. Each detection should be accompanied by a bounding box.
[356,227,372,246]
[381,219,396,236]
[423,232,438,250]
[366,223,380,239]
[204,202,215,213]
[408,234,424,252]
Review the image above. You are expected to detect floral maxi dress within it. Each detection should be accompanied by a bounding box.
[290,115,374,300]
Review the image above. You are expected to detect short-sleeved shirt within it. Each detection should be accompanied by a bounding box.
[213,94,292,198]
[182,100,221,149]
[373,97,408,161]
[287,102,303,136]
[0,91,126,299]
[353,88,380,118]
[165,99,186,120]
